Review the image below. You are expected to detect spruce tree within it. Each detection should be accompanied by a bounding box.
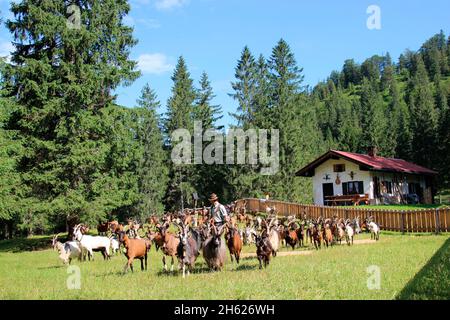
[406,55,438,168]
[164,56,196,210]
[230,47,257,128]
[267,39,318,202]
[194,72,223,131]
[2,0,139,233]
[342,59,362,88]
[228,47,259,199]
[192,72,225,203]
[358,78,389,156]
[388,74,413,160]
[136,84,168,217]
[0,93,23,236]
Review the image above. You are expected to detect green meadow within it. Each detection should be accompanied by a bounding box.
[0,232,448,300]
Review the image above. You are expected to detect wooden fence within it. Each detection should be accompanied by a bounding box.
[235,198,450,233]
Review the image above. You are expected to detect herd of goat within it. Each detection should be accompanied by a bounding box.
[51,207,381,277]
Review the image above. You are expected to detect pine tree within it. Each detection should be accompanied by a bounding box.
[388,74,413,160]
[253,54,271,128]
[0,93,23,237]
[438,101,450,187]
[136,84,168,218]
[406,55,438,168]
[381,53,394,91]
[194,72,223,131]
[228,47,259,199]
[164,56,196,210]
[229,47,257,128]
[2,0,139,233]
[342,59,362,88]
[267,39,318,202]
[192,72,225,203]
[358,78,387,155]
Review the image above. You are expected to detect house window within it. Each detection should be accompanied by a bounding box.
[409,183,420,194]
[343,181,364,195]
[382,181,393,194]
[333,164,345,172]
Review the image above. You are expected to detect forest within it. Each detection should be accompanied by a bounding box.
[0,1,449,237]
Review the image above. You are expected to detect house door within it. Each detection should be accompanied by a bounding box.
[373,176,381,199]
[322,183,334,205]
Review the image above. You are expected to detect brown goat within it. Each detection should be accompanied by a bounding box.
[323,224,333,248]
[97,222,110,235]
[159,223,180,272]
[311,224,322,250]
[295,225,304,247]
[147,229,164,251]
[109,221,123,234]
[278,225,287,247]
[285,228,299,250]
[225,224,243,264]
[147,215,160,226]
[118,231,150,273]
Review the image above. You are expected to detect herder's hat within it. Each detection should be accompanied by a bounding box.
[209,193,219,202]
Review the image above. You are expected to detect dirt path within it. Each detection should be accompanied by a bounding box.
[241,239,377,258]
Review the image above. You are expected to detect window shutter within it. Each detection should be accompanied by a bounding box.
[358,181,364,194]
[343,182,348,195]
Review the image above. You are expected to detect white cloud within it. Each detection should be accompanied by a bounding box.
[0,41,13,63]
[155,0,188,10]
[137,53,173,74]
[124,16,161,29]
[137,18,161,29]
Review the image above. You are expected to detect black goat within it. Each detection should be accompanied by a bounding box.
[253,230,273,269]
[176,224,203,278]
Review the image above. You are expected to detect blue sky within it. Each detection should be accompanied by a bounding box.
[1,0,449,129]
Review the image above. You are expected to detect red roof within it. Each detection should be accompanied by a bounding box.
[296,150,438,176]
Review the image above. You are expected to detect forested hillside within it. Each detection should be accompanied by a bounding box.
[0,1,448,237]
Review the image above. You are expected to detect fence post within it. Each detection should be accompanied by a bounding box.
[435,208,440,235]
[401,211,405,235]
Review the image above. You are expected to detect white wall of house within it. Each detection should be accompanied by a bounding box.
[312,158,372,205]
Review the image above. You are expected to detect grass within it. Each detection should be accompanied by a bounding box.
[436,189,450,205]
[0,232,449,300]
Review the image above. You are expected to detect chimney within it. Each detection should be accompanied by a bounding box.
[368,146,378,157]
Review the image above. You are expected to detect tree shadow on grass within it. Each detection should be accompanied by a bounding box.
[37,265,65,270]
[0,236,53,253]
[231,264,257,272]
[396,237,450,300]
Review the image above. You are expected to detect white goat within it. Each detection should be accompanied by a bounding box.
[243,226,256,245]
[368,221,380,241]
[73,224,111,261]
[354,217,362,234]
[109,235,120,254]
[266,219,280,256]
[52,234,82,265]
[345,220,354,246]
